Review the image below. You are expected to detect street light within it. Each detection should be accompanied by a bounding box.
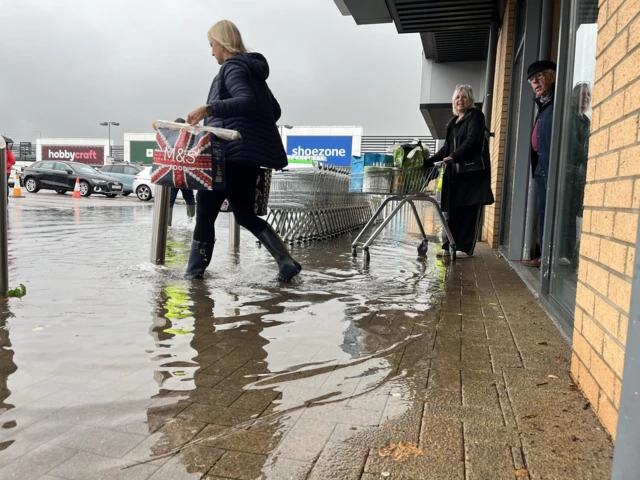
[278,124,293,138]
[99,121,120,156]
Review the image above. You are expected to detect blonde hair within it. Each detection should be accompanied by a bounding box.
[452,85,476,115]
[208,20,248,55]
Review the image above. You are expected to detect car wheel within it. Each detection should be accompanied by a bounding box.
[136,185,152,201]
[25,178,39,193]
[106,194,117,198]
[122,192,131,197]
[80,181,92,197]
[55,189,66,195]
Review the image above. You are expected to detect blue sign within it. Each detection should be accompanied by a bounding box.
[286,136,353,166]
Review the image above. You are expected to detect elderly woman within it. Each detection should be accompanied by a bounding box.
[426,85,494,258]
[185,20,301,281]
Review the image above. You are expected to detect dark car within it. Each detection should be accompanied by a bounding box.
[23,161,124,198]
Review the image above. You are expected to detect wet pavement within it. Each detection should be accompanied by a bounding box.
[0,193,613,479]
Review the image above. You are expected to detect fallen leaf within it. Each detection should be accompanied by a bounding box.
[536,382,548,387]
[488,303,497,306]
[379,441,424,462]
[515,469,529,477]
[32,327,43,331]
[524,412,538,418]
[173,371,186,376]
[537,341,548,345]
[548,375,558,379]
[6,284,26,298]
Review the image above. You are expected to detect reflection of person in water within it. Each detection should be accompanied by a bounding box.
[560,82,591,267]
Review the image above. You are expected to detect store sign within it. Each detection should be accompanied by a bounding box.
[286,136,352,166]
[42,145,104,165]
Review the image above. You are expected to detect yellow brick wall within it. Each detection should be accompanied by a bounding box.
[482,0,516,247]
[571,0,640,440]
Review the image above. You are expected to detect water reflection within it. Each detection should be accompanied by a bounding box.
[141,208,449,477]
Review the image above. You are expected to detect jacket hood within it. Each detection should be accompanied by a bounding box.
[226,53,270,81]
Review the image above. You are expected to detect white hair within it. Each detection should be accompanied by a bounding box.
[452,85,476,115]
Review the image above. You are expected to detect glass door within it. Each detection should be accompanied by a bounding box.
[548,0,599,314]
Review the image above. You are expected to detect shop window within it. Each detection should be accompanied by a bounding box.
[549,0,599,314]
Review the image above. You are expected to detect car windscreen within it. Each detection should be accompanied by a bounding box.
[70,164,99,175]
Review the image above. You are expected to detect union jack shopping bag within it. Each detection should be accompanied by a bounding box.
[151,121,241,191]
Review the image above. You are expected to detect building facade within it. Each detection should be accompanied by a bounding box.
[334,0,639,474]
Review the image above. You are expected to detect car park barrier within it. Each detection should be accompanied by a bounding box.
[150,185,171,265]
[0,138,9,296]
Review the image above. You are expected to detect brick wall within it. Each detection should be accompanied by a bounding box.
[571,0,640,440]
[483,0,516,247]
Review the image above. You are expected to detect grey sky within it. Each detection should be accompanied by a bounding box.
[0,0,428,143]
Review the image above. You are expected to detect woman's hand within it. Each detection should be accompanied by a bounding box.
[443,156,453,162]
[187,106,208,126]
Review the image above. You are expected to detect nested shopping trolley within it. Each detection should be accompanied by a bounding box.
[266,163,374,244]
[350,163,458,261]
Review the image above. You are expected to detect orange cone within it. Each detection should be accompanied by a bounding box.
[72,178,82,198]
[11,171,24,198]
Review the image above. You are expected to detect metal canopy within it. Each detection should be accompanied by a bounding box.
[388,0,499,62]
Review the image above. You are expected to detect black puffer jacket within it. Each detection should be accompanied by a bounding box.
[427,108,495,209]
[205,53,287,169]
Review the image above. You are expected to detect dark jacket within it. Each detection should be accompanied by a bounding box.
[530,88,555,178]
[205,53,287,169]
[427,108,495,209]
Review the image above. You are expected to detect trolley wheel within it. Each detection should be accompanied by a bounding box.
[417,239,428,255]
[351,246,358,258]
[449,244,457,261]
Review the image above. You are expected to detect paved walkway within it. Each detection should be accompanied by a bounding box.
[0,240,613,479]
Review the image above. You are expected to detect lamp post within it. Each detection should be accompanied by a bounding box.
[278,124,293,139]
[99,122,120,156]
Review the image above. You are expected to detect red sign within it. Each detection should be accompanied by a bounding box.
[42,145,104,165]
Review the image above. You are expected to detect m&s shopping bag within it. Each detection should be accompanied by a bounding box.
[151,120,240,191]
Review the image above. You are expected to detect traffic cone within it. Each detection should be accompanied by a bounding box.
[72,178,82,198]
[11,171,24,198]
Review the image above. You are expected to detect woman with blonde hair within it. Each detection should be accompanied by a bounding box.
[425,85,494,258]
[185,20,300,281]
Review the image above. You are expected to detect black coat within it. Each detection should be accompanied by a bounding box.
[205,53,288,169]
[428,109,495,209]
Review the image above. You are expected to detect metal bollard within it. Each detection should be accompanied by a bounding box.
[229,214,240,250]
[150,185,171,265]
[0,138,8,297]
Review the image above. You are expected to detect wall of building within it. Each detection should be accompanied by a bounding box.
[571,0,640,440]
[483,0,516,246]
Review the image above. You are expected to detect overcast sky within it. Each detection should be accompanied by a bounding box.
[0,0,428,143]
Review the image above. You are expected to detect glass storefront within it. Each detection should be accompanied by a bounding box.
[548,0,599,314]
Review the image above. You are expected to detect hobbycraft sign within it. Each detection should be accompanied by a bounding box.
[41,145,105,165]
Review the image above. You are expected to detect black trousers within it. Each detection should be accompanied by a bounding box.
[193,163,269,243]
[442,204,482,255]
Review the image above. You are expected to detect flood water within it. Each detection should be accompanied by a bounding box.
[0,195,452,479]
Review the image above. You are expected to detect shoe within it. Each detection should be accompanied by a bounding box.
[257,228,302,282]
[436,249,450,257]
[456,251,473,258]
[558,257,571,266]
[184,240,215,279]
[186,205,196,218]
[521,257,541,267]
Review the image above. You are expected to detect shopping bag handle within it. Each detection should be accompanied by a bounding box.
[155,120,242,141]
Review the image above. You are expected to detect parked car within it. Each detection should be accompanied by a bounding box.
[22,161,124,198]
[100,164,143,196]
[132,166,155,201]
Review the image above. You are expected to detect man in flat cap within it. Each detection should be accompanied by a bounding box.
[522,60,557,268]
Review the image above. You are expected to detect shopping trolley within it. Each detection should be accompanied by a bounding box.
[266,163,375,244]
[350,163,458,261]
